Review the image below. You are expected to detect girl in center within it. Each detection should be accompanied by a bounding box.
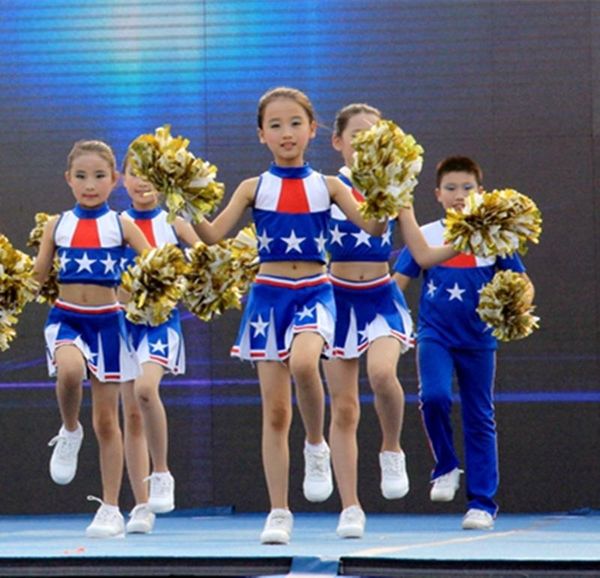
[193,87,386,545]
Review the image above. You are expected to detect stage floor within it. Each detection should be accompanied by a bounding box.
[1,510,599,577]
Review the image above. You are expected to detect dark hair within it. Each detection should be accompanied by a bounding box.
[333,103,382,137]
[66,140,117,172]
[435,156,483,187]
[257,86,315,128]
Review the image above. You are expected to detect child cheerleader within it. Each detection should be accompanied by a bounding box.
[119,152,199,534]
[193,87,386,544]
[33,140,150,538]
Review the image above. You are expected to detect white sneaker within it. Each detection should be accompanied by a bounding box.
[379,451,409,499]
[126,503,156,534]
[85,496,125,538]
[48,424,83,485]
[336,506,366,539]
[146,472,175,513]
[260,509,293,545]
[303,443,333,502]
[462,508,494,530]
[430,468,463,502]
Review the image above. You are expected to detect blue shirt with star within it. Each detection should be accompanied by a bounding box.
[394,219,526,349]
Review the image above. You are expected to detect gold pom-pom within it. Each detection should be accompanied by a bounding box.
[0,235,39,351]
[128,125,225,224]
[350,119,424,220]
[121,244,189,326]
[444,189,542,258]
[28,213,59,305]
[477,270,539,342]
[184,224,259,322]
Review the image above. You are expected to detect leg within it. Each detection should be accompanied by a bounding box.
[257,361,293,510]
[288,332,327,444]
[323,357,361,510]
[366,337,403,453]
[417,340,459,479]
[455,349,498,516]
[54,345,86,431]
[90,377,123,506]
[120,380,150,505]
[135,363,168,472]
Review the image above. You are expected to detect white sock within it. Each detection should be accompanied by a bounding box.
[305,440,328,453]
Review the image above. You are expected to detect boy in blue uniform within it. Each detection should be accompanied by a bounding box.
[393,156,534,530]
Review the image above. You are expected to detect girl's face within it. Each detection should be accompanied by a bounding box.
[436,171,482,211]
[122,163,159,209]
[332,112,380,167]
[258,98,316,166]
[65,153,118,208]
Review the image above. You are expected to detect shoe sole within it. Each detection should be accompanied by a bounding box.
[126,525,153,534]
[381,485,409,500]
[85,530,126,539]
[260,532,290,545]
[303,483,333,503]
[430,491,456,502]
[148,502,174,514]
[337,527,364,539]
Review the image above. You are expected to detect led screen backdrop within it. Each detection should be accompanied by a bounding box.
[0,0,598,515]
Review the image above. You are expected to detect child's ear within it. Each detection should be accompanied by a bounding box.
[257,127,266,144]
[309,120,317,139]
[64,171,72,186]
[331,133,343,152]
[434,187,442,202]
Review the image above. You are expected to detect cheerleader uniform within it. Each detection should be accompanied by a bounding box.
[326,168,413,359]
[231,163,336,361]
[121,207,186,374]
[394,218,526,516]
[44,203,139,383]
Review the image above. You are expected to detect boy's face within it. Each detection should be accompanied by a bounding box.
[435,171,482,211]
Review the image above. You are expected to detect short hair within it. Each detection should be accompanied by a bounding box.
[66,140,117,172]
[257,86,316,128]
[435,156,483,187]
[333,103,382,137]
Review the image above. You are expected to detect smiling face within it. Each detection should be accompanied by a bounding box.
[332,111,381,167]
[65,152,118,208]
[122,161,159,210]
[257,97,317,167]
[435,170,482,211]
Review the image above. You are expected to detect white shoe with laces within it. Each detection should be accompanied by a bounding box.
[126,503,156,534]
[462,508,494,530]
[260,509,293,545]
[85,496,125,538]
[336,505,366,539]
[430,467,463,502]
[379,451,409,499]
[146,472,175,513]
[303,443,333,503]
[48,424,83,485]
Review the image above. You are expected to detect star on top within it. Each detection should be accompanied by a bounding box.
[351,229,372,248]
[74,252,96,273]
[282,230,305,253]
[329,224,347,246]
[446,282,466,301]
[100,253,118,274]
[256,229,273,253]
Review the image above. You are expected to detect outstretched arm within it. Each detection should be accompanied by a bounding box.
[326,176,386,236]
[398,205,457,268]
[193,178,256,244]
[393,272,411,292]
[173,217,201,246]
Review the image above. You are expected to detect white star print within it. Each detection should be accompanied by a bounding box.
[256,229,273,252]
[358,324,369,343]
[120,257,130,271]
[150,339,168,354]
[58,253,71,271]
[100,253,117,274]
[446,282,466,301]
[74,252,96,273]
[314,232,327,253]
[381,228,392,246]
[351,229,372,248]
[282,230,305,253]
[297,305,315,320]
[329,224,347,246]
[250,314,269,337]
[426,280,437,297]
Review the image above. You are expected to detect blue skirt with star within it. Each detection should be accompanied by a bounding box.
[44,299,140,383]
[328,273,414,359]
[125,308,185,375]
[231,273,336,361]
